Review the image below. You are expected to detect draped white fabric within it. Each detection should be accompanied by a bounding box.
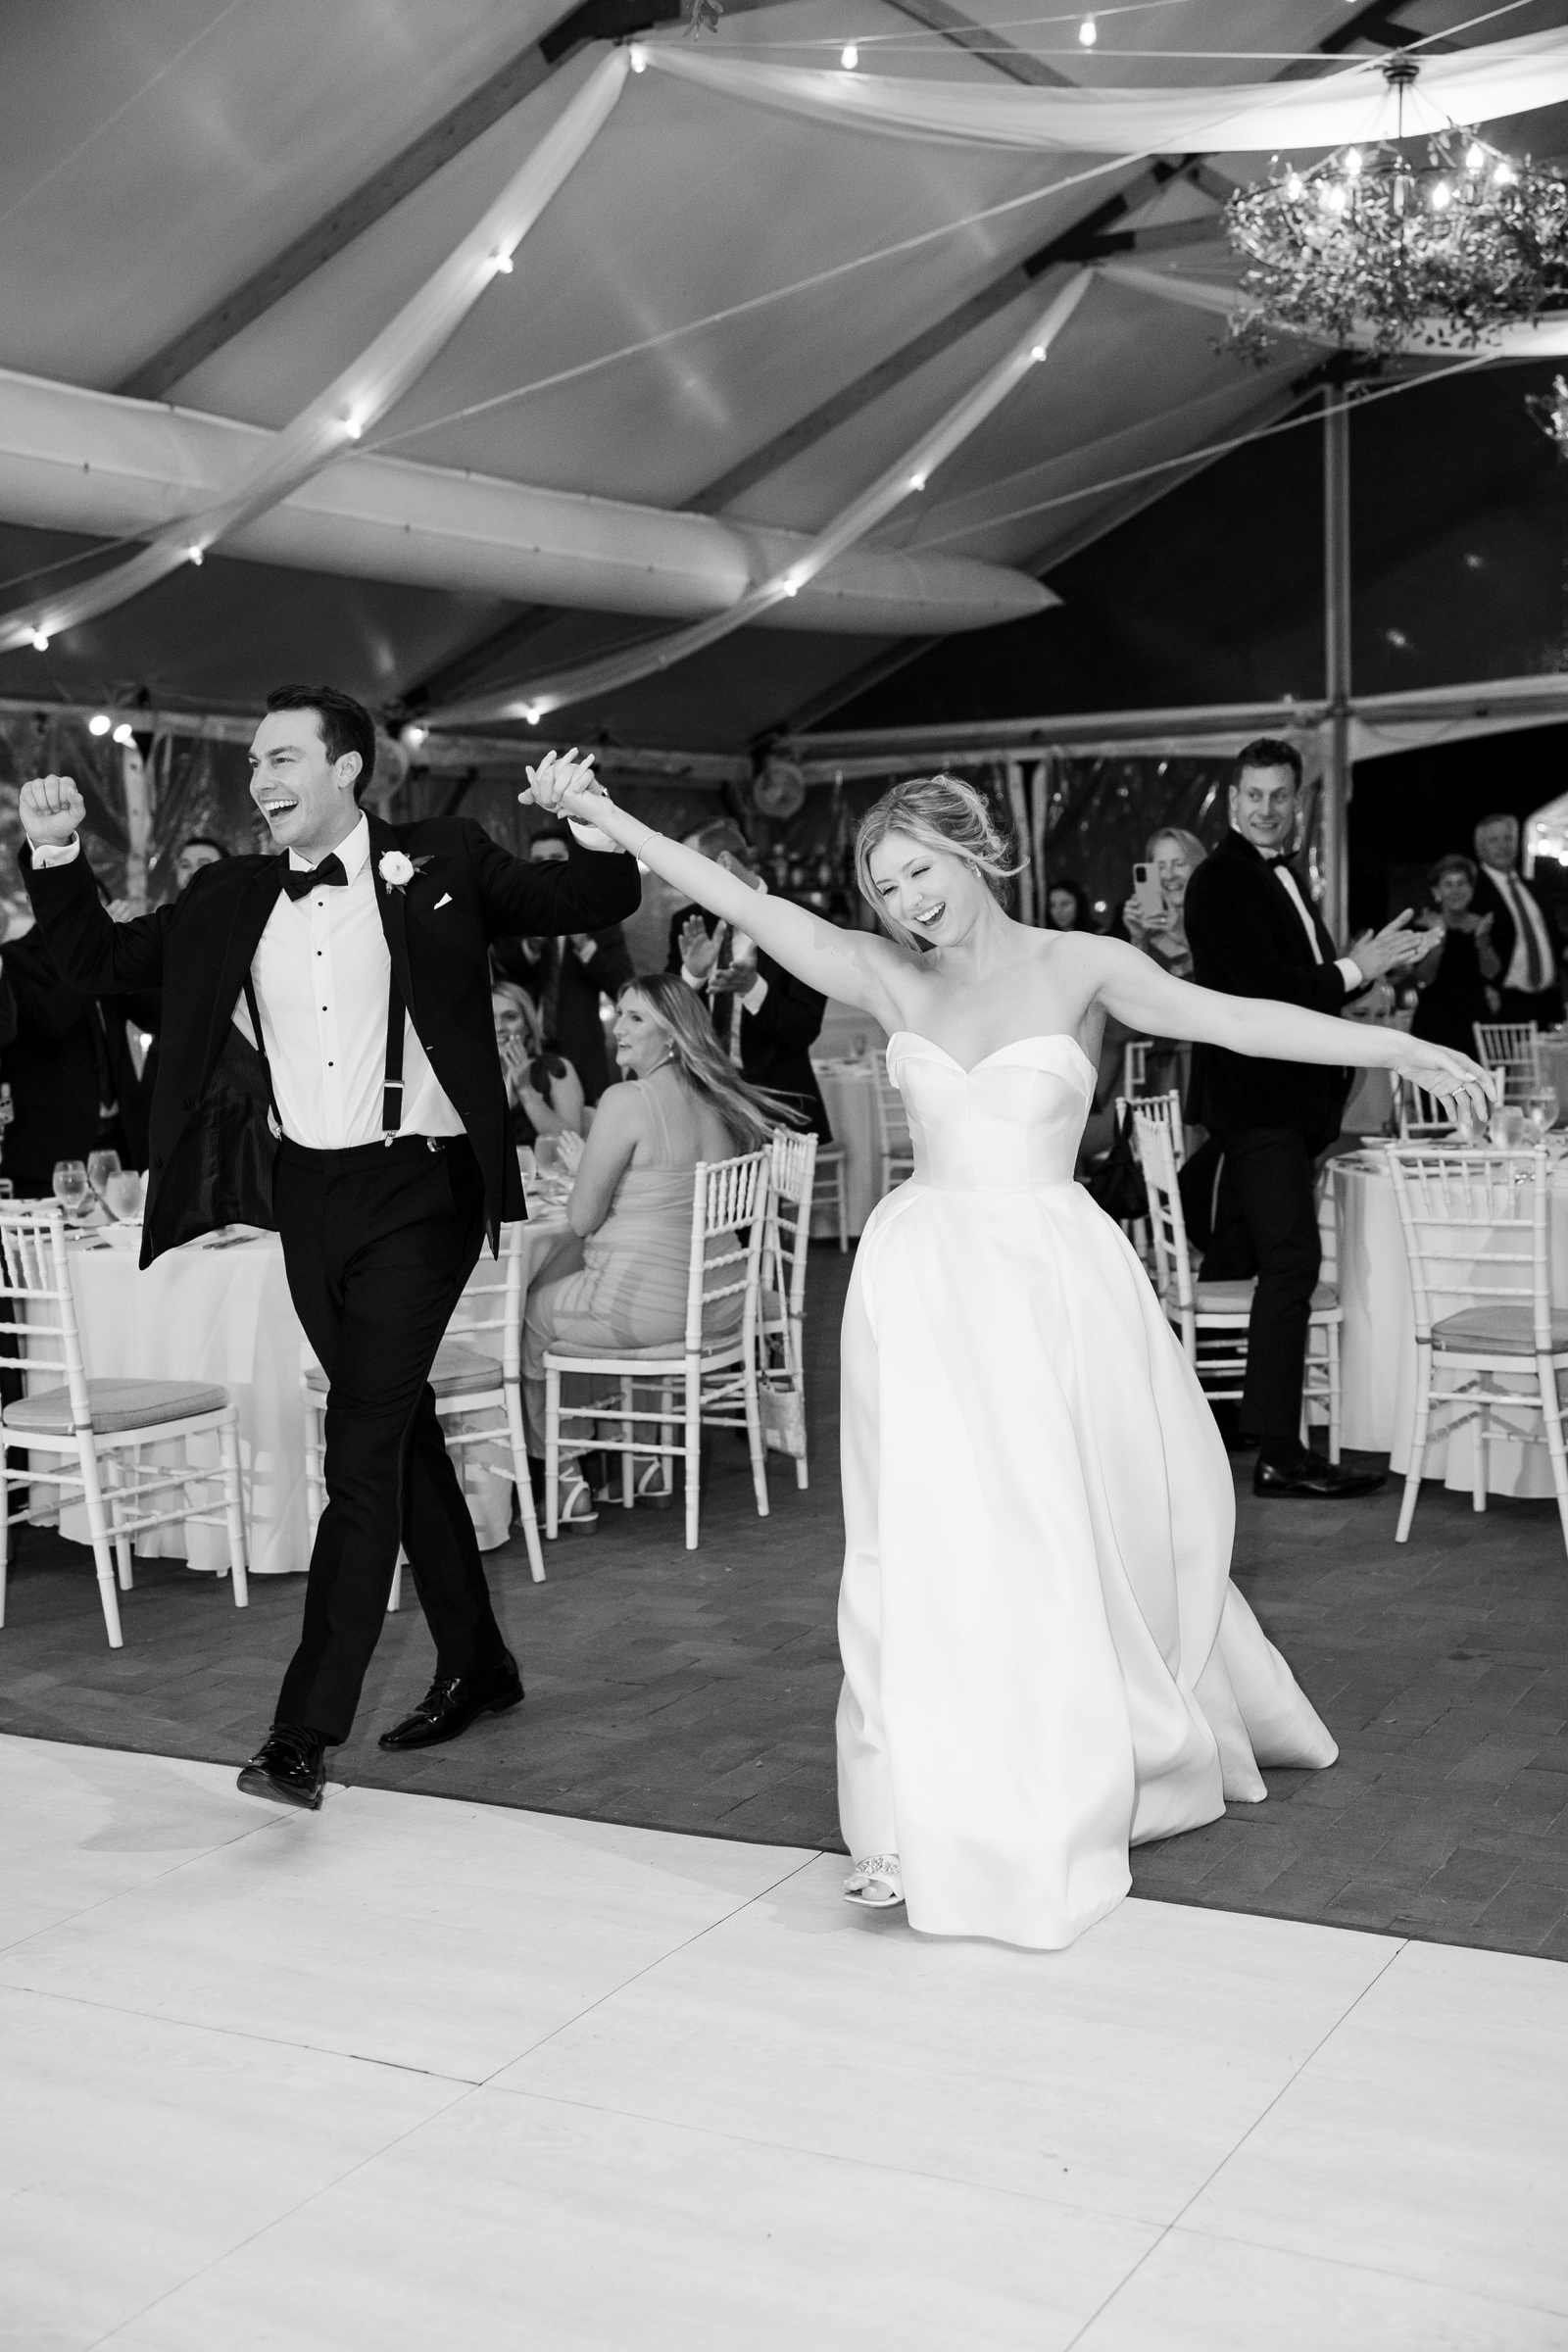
[434,270,1094,725]
[641,28,1568,159]
[0,49,631,655]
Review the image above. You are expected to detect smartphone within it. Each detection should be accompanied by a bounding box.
[1132,862,1165,921]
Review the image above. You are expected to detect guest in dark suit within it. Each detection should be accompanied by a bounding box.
[1471,812,1562,1030]
[1184,737,1429,1500]
[666,820,831,1142]
[0,926,156,1191]
[19,688,638,1810]
[491,826,634,1103]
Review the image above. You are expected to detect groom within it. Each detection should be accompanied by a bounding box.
[19,687,638,1809]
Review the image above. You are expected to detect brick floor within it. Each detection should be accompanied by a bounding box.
[2,1244,1565,1958]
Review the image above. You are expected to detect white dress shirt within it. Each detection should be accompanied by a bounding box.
[1265,857,1363,994]
[233,816,464,1150]
[1482,862,1555,994]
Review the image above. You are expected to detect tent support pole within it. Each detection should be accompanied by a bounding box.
[1323,383,1352,945]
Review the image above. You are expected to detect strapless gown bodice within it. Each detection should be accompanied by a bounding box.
[835,1032,1337,1950]
[889,1029,1096,1194]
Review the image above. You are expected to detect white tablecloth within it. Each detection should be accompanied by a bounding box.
[1335,1154,1568,1497]
[51,1215,581,1575]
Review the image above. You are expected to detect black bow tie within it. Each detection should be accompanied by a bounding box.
[281,854,348,902]
[1262,853,1296,871]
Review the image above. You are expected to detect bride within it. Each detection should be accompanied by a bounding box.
[525,755,1493,1950]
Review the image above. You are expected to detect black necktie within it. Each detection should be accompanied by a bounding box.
[280,854,348,902]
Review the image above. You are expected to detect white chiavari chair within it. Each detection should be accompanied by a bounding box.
[759,1127,818,1491]
[810,1139,850,1251]
[1397,1075,1452,1140]
[1473,1021,1541,1105]
[302,1221,545,1607]
[0,1203,247,1647]
[1133,1107,1342,1454]
[871,1055,914,1199]
[544,1151,769,1552]
[1121,1038,1153,1100]
[1384,1143,1568,1551]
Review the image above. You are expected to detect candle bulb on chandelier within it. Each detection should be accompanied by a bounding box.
[841,41,858,67]
[1078,15,1097,45]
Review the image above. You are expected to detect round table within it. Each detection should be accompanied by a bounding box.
[1334,1152,1568,1498]
[52,1214,581,1574]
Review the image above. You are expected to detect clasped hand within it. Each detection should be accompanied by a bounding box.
[1348,909,1444,982]
[518,747,607,829]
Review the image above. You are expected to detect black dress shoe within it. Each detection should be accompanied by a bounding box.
[236,1724,327,1810]
[1253,1450,1386,1500]
[378,1651,524,1751]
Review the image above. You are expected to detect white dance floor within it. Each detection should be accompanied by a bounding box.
[3,1734,1565,2351]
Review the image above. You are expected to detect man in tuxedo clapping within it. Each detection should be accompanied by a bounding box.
[1184,738,1432,1500]
[1472,811,1562,1032]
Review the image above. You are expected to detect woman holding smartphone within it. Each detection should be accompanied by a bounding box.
[1121,827,1207,979]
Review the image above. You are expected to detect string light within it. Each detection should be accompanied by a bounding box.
[908,472,927,490]
[519,704,542,725]
[112,723,134,746]
[492,251,514,273]
[401,723,427,749]
[343,415,364,441]
[28,629,48,651]
[841,42,858,68]
[1078,16,1097,45]
[186,545,204,565]
[88,713,111,737]
[628,44,647,70]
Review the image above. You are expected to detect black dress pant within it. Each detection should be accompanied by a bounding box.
[1200,1128,1320,1445]
[273,1134,507,1741]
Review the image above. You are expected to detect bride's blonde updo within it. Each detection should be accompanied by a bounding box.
[854,773,1025,948]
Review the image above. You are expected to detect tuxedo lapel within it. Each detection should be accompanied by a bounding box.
[367,813,416,1014]
[207,859,285,1074]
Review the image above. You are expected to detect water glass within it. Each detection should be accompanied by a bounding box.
[1452,1093,1483,1146]
[534,1135,561,1179]
[1489,1104,1527,1150]
[86,1147,122,1200]
[105,1169,145,1222]
[1527,1087,1559,1143]
[51,1159,90,1220]
[516,1143,537,1186]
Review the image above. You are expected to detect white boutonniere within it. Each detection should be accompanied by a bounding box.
[377,851,431,896]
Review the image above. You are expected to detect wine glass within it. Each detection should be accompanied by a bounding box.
[86,1147,122,1201]
[1452,1092,1484,1147]
[51,1159,90,1222]
[515,1143,537,1187]
[1527,1086,1559,1144]
[533,1135,561,1180]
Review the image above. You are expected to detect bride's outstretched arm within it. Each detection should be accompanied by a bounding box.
[520,752,907,1021]
[1086,935,1497,1118]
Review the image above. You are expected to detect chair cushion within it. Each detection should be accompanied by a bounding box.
[304,1340,500,1399]
[1432,1304,1568,1355]
[543,1337,742,1368]
[2,1378,229,1435]
[1188,1277,1340,1316]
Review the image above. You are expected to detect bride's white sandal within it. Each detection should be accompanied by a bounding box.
[843,1853,905,1910]
[557,1459,599,1533]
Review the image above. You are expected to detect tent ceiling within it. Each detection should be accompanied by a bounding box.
[1,0,1565,750]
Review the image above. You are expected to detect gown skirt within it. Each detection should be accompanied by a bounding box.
[835,1032,1338,1950]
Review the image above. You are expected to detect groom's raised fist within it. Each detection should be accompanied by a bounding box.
[20,773,86,848]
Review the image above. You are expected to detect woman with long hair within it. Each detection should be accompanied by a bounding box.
[523,758,1492,1946]
[492,979,586,1149]
[521,972,800,1528]
[1045,876,1097,933]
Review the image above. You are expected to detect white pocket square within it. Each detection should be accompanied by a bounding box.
[433,892,453,909]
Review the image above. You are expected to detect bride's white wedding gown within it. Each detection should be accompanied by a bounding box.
[836,1032,1338,1949]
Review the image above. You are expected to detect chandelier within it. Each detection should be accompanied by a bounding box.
[1225,54,1568,359]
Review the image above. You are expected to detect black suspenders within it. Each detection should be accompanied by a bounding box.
[244,967,408,1147]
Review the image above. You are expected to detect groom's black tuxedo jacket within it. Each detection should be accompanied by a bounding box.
[1183,828,1350,1150]
[23,812,640,1267]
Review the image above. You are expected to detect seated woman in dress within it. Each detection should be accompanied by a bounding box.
[492,979,586,1153]
[1410,854,1502,1057]
[521,972,800,1529]
[1119,825,1208,1104]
